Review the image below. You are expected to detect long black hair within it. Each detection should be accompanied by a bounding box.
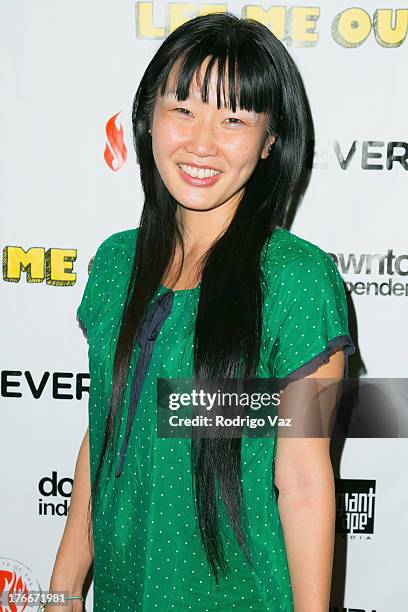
[87,13,310,585]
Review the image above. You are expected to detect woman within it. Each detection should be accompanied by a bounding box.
[47,13,355,612]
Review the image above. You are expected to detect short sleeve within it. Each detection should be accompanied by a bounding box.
[76,229,137,337]
[76,242,105,336]
[267,247,355,380]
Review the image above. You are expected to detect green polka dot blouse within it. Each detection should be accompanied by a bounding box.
[77,225,355,611]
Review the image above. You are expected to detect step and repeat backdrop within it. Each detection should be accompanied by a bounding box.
[2,1,407,610]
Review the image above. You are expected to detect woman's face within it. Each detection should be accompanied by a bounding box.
[151,60,275,212]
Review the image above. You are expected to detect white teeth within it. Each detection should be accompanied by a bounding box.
[179,164,221,178]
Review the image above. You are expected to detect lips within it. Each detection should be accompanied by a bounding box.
[176,162,222,187]
[177,163,221,179]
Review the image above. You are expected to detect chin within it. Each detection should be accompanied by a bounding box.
[176,197,216,211]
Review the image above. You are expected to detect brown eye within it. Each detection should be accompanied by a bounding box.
[224,117,245,125]
[174,108,192,116]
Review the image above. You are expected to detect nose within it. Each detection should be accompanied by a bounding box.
[184,118,219,158]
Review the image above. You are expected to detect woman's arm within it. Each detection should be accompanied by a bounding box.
[274,349,345,612]
[48,427,94,609]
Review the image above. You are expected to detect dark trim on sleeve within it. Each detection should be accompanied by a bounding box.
[278,334,355,389]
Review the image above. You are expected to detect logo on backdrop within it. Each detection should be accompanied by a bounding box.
[1,371,90,400]
[2,246,77,284]
[329,250,408,297]
[335,479,376,538]
[314,140,408,170]
[0,558,41,611]
[38,471,73,517]
[104,112,127,171]
[135,4,408,48]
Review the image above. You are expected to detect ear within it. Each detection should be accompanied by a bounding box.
[260,133,277,159]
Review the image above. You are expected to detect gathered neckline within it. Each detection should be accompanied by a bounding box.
[159,282,201,295]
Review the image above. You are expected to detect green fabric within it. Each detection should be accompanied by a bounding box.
[77,226,354,611]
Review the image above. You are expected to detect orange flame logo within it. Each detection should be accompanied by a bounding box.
[0,569,28,611]
[104,112,127,171]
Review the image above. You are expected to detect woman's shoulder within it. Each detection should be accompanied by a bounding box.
[84,227,139,284]
[94,227,139,261]
[262,225,339,281]
[77,228,139,334]
[261,227,354,378]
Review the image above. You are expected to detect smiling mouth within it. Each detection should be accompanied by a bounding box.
[177,164,222,179]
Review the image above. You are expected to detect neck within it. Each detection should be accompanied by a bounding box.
[175,190,243,251]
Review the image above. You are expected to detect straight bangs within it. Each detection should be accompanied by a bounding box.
[158,36,281,120]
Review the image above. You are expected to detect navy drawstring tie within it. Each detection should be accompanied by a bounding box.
[115,289,174,478]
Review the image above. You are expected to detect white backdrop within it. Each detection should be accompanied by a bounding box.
[2,1,407,610]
